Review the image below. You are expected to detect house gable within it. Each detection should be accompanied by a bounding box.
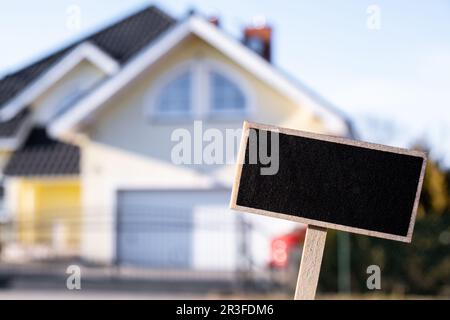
[49,15,350,139]
[30,51,115,126]
[0,42,119,123]
[68,33,341,193]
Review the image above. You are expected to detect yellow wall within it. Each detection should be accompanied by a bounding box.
[15,178,81,252]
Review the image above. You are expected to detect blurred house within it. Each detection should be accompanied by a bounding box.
[0,6,350,270]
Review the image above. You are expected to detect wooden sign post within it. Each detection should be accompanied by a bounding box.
[230,121,427,300]
[294,226,327,300]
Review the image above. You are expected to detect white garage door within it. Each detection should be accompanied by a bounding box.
[117,190,237,269]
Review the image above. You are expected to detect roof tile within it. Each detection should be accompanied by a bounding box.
[3,127,80,176]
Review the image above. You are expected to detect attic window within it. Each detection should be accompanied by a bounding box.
[155,71,192,114]
[151,60,250,118]
[210,71,246,112]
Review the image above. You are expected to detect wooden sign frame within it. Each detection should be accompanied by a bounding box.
[230,121,427,243]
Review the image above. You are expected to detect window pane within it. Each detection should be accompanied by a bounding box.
[210,71,246,111]
[156,71,192,113]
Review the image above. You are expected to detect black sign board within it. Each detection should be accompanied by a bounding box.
[230,121,427,242]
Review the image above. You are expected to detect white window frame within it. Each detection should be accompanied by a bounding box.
[146,58,253,120]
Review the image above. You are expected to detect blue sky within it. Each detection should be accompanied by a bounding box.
[1,0,449,164]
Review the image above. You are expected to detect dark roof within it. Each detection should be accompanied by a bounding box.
[3,127,80,176]
[0,6,175,108]
[0,108,30,138]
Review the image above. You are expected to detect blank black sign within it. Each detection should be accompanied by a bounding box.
[231,123,426,242]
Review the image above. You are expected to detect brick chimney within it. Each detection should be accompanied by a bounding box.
[242,17,272,62]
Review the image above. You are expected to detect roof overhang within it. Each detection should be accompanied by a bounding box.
[49,15,350,138]
[0,42,119,122]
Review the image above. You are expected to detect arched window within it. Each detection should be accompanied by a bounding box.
[210,71,246,112]
[154,70,192,114]
[151,60,250,118]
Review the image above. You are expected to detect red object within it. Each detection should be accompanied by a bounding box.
[243,24,272,62]
[269,227,307,268]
